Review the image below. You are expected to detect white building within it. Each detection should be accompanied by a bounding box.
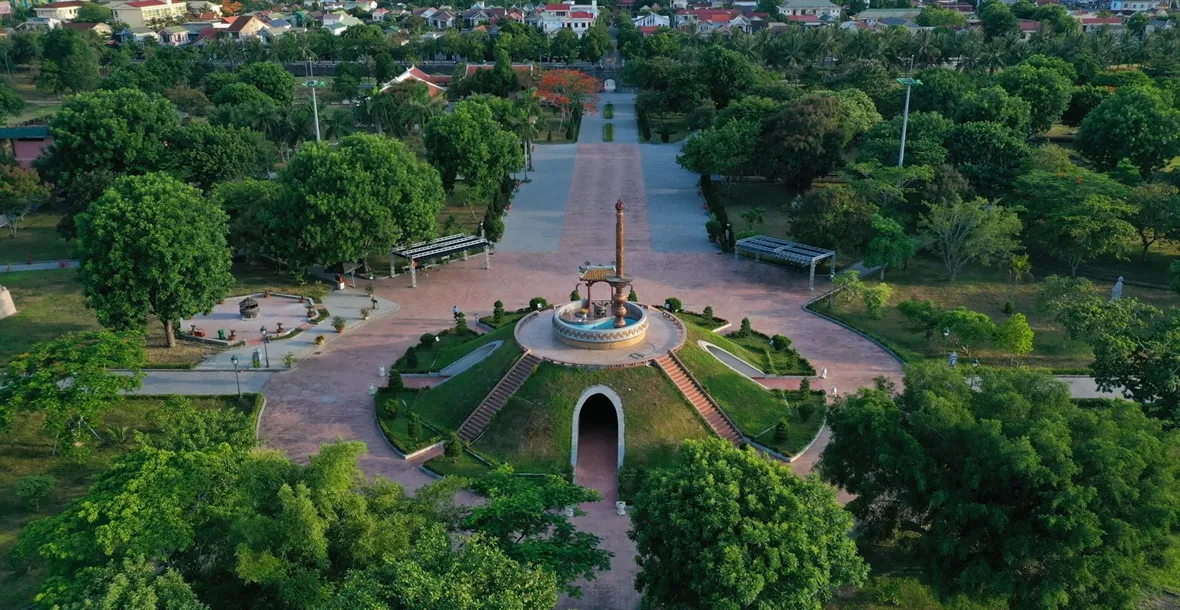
[34,1,81,21]
[111,0,188,29]
[632,11,668,27]
[1109,0,1160,10]
[537,1,599,36]
[777,0,841,20]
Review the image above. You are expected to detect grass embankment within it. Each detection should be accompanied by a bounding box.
[0,394,259,610]
[812,255,1180,372]
[603,123,614,142]
[473,363,713,474]
[393,323,516,374]
[676,310,729,330]
[695,323,814,376]
[479,309,530,329]
[0,213,73,262]
[678,325,821,454]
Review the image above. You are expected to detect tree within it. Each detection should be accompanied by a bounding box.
[677,120,760,178]
[167,122,274,191]
[630,439,866,609]
[831,269,864,308]
[993,312,1034,363]
[1084,300,1180,425]
[714,95,783,129]
[858,111,953,168]
[1008,162,1131,236]
[1034,194,1134,275]
[424,99,522,197]
[994,62,1073,133]
[920,197,1023,282]
[1062,83,1112,127]
[37,89,179,227]
[695,46,755,109]
[236,61,296,106]
[1035,274,1102,339]
[954,86,1033,135]
[945,121,1030,198]
[911,68,971,117]
[820,364,1180,609]
[1128,182,1180,262]
[210,178,278,260]
[35,29,99,94]
[465,465,611,598]
[74,1,112,22]
[269,134,445,269]
[0,80,24,123]
[16,474,55,512]
[979,1,1020,39]
[758,94,849,192]
[937,306,996,354]
[916,6,967,27]
[578,21,612,62]
[863,283,893,318]
[829,88,882,140]
[42,556,208,610]
[0,165,49,236]
[536,69,600,132]
[1008,253,1032,298]
[550,28,579,61]
[790,186,878,256]
[863,214,915,279]
[75,173,233,347]
[1077,86,1180,176]
[0,331,144,448]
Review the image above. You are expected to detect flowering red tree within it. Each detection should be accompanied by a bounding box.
[537,69,600,129]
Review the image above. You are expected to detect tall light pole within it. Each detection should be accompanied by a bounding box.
[230,355,242,397]
[260,327,270,368]
[896,76,922,168]
[303,79,326,142]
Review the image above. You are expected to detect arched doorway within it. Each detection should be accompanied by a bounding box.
[571,386,623,499]
[603,78,616,92]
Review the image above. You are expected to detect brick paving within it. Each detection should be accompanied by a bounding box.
[258,93,903,609]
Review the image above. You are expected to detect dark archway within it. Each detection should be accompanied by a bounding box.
[574,393,620,501]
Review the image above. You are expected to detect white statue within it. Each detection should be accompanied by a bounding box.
[378,365,386,378]
[948,351,959,368]
[819,367,828,379]
[1111,276,1124,301]
[367,383,376,396]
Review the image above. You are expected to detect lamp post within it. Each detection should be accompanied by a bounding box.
[230,355,242,397]
[942,327,950,351]
[302,79,326,142]
[895,75,922,168]
[260,327,270,368]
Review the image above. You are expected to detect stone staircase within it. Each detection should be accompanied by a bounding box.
[655,354,744,444]
[457,352,543,442]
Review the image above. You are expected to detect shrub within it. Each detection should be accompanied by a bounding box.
[604,102,615,119]
[705,218,722,242]
[493,300,505,322]
[660,129,670,143]
[445,431,463,459]
[1003,301,1015,315]
[628,289,638,302]
[862,283,893,319]
[380,394,398,419]
[618,463,648,502]
[529,296,549,310]
[420,333,436,347]
[314,335,326,346]
[408,413,422,439]
[685,104,716,131]
[483,214,505,242]
[771,334,792,352]
[797,402,815,423]
[387,369,404,391]
[282,352,294,368]
[17,474,55,512]
[664,297,683,312]
[603,123,614,142]
[897,299,941,330]
[455,312,468,333]
[638,111,652,140]
[702,305,715,323]
[406,345,419,368]
[565,121,576,140]
[570,289,581,301]
[799,377,811,393]
[773,419,789,444]
[739,317,752,336]
[332,316,347,332]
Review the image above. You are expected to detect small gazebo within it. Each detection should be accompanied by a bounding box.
[734,235,836,291]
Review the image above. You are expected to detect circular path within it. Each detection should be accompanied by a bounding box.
[258,93,902,609]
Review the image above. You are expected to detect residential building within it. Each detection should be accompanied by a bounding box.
[1018,18,1040,39]
[34,1,81,21]
[381,65,450,96]
[227,13,268,37]
[117,25,160,41]
[1109,0,1159,10]
[0,125,51,169]
[536,2,599,36]
[62,20,112,35]
[186,0,220,15]
[632,11,668,26]
[461,6,505,27]
[427,8,454,27]
[19,16,61,29]
[159,23,192,43]
[675,8,750,33]
[323,10,362,26]
[0,3,11,17]
[777,0,840,19]
[853,7,921,23]
[111,0,187,29]
[1078,14,1124,31]
[371,7,389,20]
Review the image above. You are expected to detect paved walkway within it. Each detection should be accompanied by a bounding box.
[0,259,79,272]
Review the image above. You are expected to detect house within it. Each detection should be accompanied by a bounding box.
[0,125,51,169]
[412,6,437,19]
[227,13,268,37]
[158,24,192,43]
[18,16,61,29]
[381,65,450,96]
[777,0,840,19]
[785,13,823,25]
[323,10,362,26]
[675,8,750,32]
[1018,18,1040,39]
[33,1,81,21]
[0,2,10,17]
[854,7,920,23]
[117,25,160,41]
[1078,15,1124,31]
[111,0,187,29]
[1110,0,1158,10]
[461,6,506,27]
[427,8,454,27]
[186,0,220,15]
[62,20,112,35]
[264,17,292,35]
[371,7,389,20]
[632,11,669,26]
[537,2,599,36]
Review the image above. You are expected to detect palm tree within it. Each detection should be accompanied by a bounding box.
[909,30,942,68]
[1009,254,1032,300]
[323,108,353,140]
[845,29,878,61]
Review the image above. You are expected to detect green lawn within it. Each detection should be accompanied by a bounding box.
[693,323,814,376]
[0,394,257,610]
[717,182,794,239]
[473,363,714,474]
[394,322,517,374]
[537,115,577,144]
[678,325,820,453]
[479,309,529,329]
[814,255,1180,372]
[0,213,73,263]
[424,449,492,479]
[409,338,526,431]
[437,182,489,235]
[644,114,690,144]
[375,387,441,454]
[676,310,729,330]
[230,259,330,301]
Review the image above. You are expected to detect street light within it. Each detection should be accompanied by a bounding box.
[895,76,923,167]
[230,354,242,397]
[302,79,327,142]
[259,326,270,368]
[942,327,950,350]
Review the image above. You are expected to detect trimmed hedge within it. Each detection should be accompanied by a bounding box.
[604,102,615,119]
[603,123,614,142]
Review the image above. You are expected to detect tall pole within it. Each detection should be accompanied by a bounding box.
[897,83,912,168]
[612,198,627,329]
[311,84,322,143]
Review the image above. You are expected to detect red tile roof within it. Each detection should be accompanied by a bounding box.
[227,14,258,31]
[639,24,658,34]
[125,0,165,7]
[786,14,818,21]
[569,10,594,17]
[1019,19,1040,30]
[43,1,83,8]
[1081,16,1122,23]
[545,3,567,10]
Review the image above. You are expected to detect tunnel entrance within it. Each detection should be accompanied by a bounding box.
[572,389,623,502]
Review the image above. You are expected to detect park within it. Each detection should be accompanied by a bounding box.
[2,10,1180,610]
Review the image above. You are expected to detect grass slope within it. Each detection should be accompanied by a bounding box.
[410,339,525,431]
[0,394,257,610]
[473,363,714,474]
[0,213,73,262]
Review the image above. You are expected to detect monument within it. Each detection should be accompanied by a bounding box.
[551,199,650,350]
[0,285,16,320]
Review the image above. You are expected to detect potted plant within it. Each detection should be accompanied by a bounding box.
[360,307,371,320]
[306,303,317,319]
[332,316,347,333]
[263,290,271,298]
[276,322,284,333]
[229,330,237,341]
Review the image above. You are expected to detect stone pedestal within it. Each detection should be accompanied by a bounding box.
[0,286,16,320]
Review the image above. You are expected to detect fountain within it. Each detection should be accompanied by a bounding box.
[552,199,650,350]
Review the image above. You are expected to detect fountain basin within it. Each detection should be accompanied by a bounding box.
[553,301,649,350]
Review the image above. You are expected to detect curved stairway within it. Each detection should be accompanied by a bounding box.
[655,354,743,444]
[457,352,543,442]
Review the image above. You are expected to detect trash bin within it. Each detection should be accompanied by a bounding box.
[217,329,226,341]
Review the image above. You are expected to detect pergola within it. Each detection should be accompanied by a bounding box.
[390,233,490,288]
[734,235,835,291]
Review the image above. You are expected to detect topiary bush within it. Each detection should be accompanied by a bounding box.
[702,305,714,323]
[799,377,810,393]
[408,413,422,439]
[405,345,418,368]
[664,297,683,313]
[493,299,505,323]
[604,102,615,119]
[570,289,581,301]
[455,312,468,333]
[628,289,638,302]
[529,296,549,310]
[387,369,404,391]
[771,334,792,352]
[773,419,789,444]
[797,402,815,423]
[445,431,462,459]
[603,123,614,142]
[738,317,752,336]
[420,333,435,347]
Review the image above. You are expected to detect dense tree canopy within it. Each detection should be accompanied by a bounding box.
[167,122,275,191]
[758,94,848,191]
[75,173,233,346]
[821,364,1180,610]
[630,439,867,610]
[1076,86,1180,176]
[424,99,522,196]
[994,62,1073,133]
[946,121,1030,198]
